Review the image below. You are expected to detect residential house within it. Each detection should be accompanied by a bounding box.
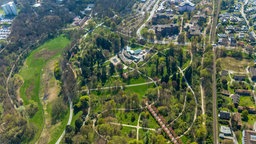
[230,37,237,46]
[249,67,256,81]
[219,111,231,120]
[154,24,179,37]
[242,130,256,144]
[218,33,228,38]
[218,38,229,46]
[233,75,246,81]
[235,89,251,96]
[178,0,195,12]
[219,126,232,139]
[231,94,240,107]
[220,90,230,96]
[221,70,229,76]
[232,113,242,130]
[152,13,174,25]
[187,25,201,39]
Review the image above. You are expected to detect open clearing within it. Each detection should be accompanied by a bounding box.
[218,57,253,73]
[18,36,70,143]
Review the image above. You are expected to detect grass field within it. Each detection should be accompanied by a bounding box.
[125,84,154,100]
[218,57,253,73]
[115,111,139,125]
[48,108,70,144]
[19,36,70,143]
[0,8,4,15]
[240,97,255,107]
[71,111,83,127]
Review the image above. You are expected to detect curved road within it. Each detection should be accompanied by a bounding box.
[136,0,161,39]
[56,99,73,144]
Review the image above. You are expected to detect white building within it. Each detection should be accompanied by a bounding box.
[1,2,17,16]
[178,0,195,12]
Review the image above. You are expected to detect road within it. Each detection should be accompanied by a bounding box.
[212,47,218,144]
[136,0,161,39]
[56,99,73,144]
[211,0,221,143]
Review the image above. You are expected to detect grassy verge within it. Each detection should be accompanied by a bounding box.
[240,96,255,107]
[48,107,70,144]
[71,111,83,127]
[19,36,70,143]
[0,8,4,15]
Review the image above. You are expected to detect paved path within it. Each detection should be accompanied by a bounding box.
[136,114,141,140]
[56,99,73,144]
[212,47,218,144]
[0,48,5,54]
[85,81,155,92]
[200,17,211,126]
[211,0,221,142]
[177,66,198,138]
[168,91,187,126]
[109,122,156,131]
[55,22,106,144]
[6,47,30,110]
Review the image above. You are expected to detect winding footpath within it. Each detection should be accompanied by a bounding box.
[177,66,198,138]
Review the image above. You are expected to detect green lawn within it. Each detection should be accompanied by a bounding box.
[0,102,3,117]
[71,111,83,127]
[19,36,70,143]
[0,8,4,15]
[128,76,147,84]
[48,108,70,144]
[120,126,136,139]
[115,111,139,125]
[125,84,154,100]
[247,114,256,125]
[144,112,159,129]
[240,96,255,107]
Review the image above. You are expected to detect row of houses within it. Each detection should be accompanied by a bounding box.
[217,10,256,46]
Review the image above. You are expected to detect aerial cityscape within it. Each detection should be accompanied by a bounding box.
[0,0,255,143]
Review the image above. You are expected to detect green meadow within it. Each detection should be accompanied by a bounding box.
[18,36,70,143]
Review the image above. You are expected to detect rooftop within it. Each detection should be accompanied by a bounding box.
[179,0,195,7]
[220,126,232,135]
